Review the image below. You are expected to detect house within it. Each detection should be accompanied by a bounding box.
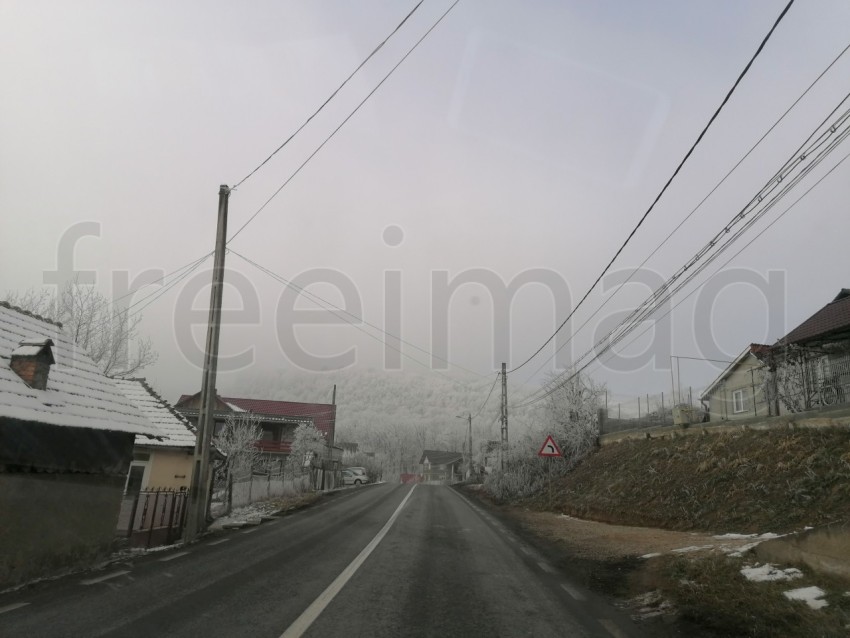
[699,344,772,421]
[174,392,337,456]
[0,302,160,588]
[114,378,198,492]
[767,288,850,412]
[419,449,464,484]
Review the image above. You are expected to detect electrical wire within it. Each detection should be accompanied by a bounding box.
[511,39,850,387]
[228,249,494,384]
[507,0,796,374]
[510,101,850,409]
[227,0,462,245]
[232,1,425,190]
[471,373,500,419]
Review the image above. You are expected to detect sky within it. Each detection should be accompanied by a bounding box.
[2,0,850,415]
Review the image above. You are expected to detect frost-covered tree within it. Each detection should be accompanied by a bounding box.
[3,279,157,377]
[286,423,326,477]
[213,412,262,479]
[542,371,605,462]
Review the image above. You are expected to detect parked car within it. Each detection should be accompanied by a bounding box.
[342,468,368,486]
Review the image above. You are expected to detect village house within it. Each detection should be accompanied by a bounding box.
[419,449,464,484]
[700,344,772,421]
[0,303,160,588]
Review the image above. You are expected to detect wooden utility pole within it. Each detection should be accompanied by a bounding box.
[185,184,230,542]
[500,362,508,470]
[466,412,473,476]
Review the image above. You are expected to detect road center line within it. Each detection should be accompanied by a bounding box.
[207,538,230,546]
[0,602,30,615]
[242,527,260,534]
[80,570,130,585]
[158,551,190,562]
[279,485,417,638]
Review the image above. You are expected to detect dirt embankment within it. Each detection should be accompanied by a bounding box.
[534,427,850,534]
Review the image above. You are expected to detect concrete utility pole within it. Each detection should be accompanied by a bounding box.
[500,362,508,470]
[466,413,473,476]
[185,184,230,542]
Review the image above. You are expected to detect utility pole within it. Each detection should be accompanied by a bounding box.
[466,412,473,476]
[500,362,508,470]
[185,184,230,542]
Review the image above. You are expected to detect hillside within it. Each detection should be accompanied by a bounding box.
[537,427,850,534]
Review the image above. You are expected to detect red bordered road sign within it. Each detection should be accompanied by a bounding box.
[537,434,563,457]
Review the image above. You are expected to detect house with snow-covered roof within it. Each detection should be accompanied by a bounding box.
[0,301,162,588]
[114,378,201,492]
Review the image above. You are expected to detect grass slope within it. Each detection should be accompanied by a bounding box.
[543,427,850,534]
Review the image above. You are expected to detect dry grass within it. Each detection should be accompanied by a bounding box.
[537,427,850,534]
[652,554,850,638]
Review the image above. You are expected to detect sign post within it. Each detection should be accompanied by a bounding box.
[537,435,563,509]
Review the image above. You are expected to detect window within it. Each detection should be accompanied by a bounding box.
[732,389,747,413]
[125,464,146,494]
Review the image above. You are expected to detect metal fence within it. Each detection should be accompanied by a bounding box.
[116,488,187,549]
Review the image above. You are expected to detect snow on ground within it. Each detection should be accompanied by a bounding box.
[671,544,715,553]
[210,501,282,530]
[783,586,829,609]
[740,563,803,582]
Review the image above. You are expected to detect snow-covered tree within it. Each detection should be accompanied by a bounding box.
[213,412,262,479]
[286,423,326,476]
[3,279,157,377]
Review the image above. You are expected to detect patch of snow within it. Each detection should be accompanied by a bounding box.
[784,586,828,610]
[671,544,714,553]
[740,563,803,582]
[641,552,662,559]
[713,533,758,540]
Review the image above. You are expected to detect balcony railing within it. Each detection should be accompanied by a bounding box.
[254,440,292,454]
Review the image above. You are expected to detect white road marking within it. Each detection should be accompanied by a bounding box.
[242,527,260,534]
[207,538,230,546]
[537,561,556,574]
[0,602,30,615]
[280,485,417,638]
[598,618,629,638]
[560,583,586,601]
[80,570,130,585]
[158,551,190,562]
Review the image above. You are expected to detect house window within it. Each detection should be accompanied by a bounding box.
[732,389,747,414]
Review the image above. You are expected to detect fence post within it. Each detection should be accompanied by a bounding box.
[146,491,160,549]
[248,473,253,504]
[267,471,271,499]
[165,492,178,545]
[226,472,233,516]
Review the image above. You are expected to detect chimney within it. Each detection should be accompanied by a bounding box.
[10,338,55,390]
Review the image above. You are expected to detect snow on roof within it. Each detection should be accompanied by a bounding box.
[0,303,161,438]
[113,379,197,448]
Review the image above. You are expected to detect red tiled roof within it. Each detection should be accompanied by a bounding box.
[781,289,850,346]
[176,394,336,439]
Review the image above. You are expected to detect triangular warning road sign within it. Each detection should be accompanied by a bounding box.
[537,434,563,457]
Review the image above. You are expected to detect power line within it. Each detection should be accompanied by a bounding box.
[511,38,850,387]
[578,148,850,391]
[510,102,850,409]
[232,0,425,190]
[507,0,796,374]
[228,249,492,383]
[227,0,462,245]
[471,373,500,419]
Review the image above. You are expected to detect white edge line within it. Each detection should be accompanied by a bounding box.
[80,570,130,585]
[279,485,417,638]
[207,538,230,545]
[158,551,190,562]
[242,527,260,534]
[0,602,30,615]
[598,617,629,638]
[560,583,587,601]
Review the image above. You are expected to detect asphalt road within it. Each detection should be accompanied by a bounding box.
[0,483,642,637]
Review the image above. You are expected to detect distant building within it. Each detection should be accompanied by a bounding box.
[419,449,464,484]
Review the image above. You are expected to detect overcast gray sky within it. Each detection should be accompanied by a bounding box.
[2,0,850,407]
